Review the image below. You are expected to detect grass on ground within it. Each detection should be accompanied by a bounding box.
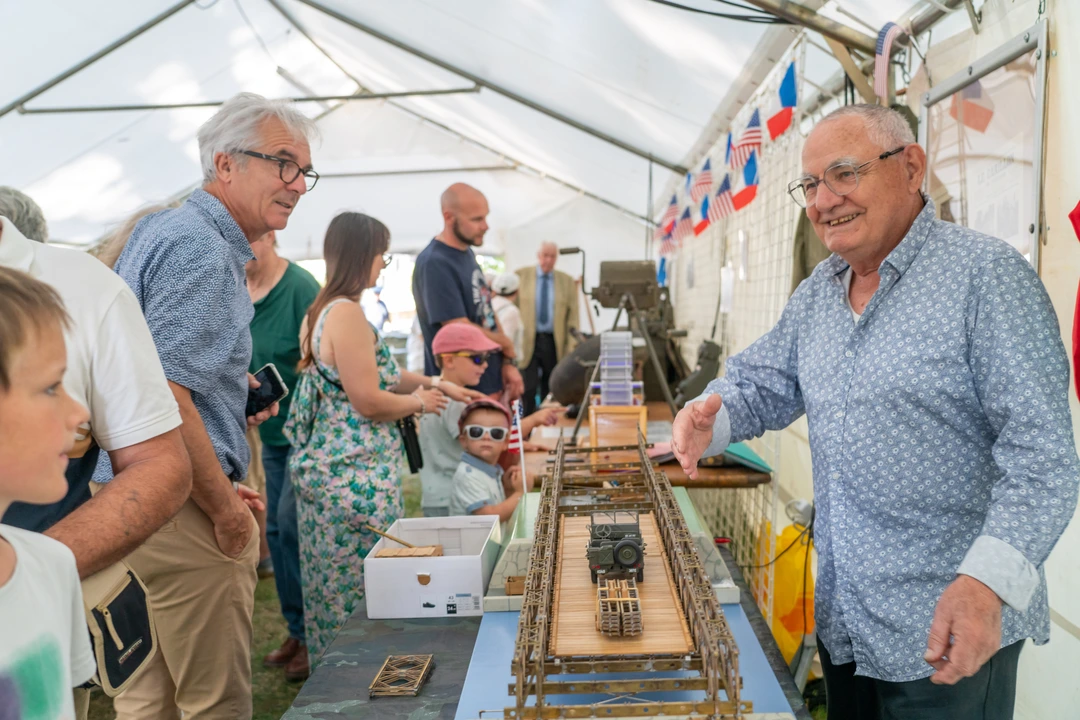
[89,474,422,720]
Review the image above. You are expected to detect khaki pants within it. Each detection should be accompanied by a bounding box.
[113,498,259,720]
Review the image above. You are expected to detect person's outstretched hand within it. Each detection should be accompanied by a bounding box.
[671,394,722,480]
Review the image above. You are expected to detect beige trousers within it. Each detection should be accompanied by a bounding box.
[112,498,259,720]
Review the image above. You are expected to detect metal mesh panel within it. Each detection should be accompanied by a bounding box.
[672,39,808,625]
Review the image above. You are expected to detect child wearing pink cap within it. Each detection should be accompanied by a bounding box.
[418,323,563,517]
[448,399,522,522]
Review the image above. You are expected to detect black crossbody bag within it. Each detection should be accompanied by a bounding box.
[312,362,424,473]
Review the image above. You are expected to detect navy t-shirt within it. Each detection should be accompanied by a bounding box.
[412,238,504,395]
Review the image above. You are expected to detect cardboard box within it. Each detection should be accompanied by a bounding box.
[364,516,501,619]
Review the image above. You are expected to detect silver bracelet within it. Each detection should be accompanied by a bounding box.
[411,391,425,414]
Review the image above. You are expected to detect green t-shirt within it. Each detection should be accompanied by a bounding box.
[249,261,321,446]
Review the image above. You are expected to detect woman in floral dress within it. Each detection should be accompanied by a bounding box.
[284,212,481,661]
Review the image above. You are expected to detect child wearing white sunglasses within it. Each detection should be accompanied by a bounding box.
[448,399,526,523]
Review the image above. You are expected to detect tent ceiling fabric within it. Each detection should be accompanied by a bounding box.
[1,0,923,259]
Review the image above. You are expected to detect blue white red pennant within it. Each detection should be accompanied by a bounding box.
[767,62,798,140]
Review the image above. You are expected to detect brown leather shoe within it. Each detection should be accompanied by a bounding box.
[284,645,310,682]
[263,637,301,668]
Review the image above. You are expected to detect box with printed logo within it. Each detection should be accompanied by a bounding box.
[364,515,501,619]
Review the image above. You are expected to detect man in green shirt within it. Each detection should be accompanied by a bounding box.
[246,230,320,681]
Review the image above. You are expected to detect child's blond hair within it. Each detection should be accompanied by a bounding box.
[0,266,69,390]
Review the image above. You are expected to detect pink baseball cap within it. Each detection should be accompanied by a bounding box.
[458,399,513,433]
[432,323,500,355]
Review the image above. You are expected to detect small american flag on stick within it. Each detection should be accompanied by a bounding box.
[508,399,523,454]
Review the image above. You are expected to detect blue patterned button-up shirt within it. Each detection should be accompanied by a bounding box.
[99,190,255,481]
[698,200,1079,681]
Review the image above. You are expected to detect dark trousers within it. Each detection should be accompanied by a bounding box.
[263,443,305,641]
[818,638,1023,720]
[523,332,558,415]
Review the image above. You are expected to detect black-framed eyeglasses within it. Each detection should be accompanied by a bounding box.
[787,146,906,208]
[443,351,492,366]
[463,425,508,441]
[240,150,319,191]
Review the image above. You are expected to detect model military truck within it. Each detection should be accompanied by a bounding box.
[586,511,646,583]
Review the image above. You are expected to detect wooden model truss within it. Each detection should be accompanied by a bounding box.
[507,431,749,719]
[369,654,435,698]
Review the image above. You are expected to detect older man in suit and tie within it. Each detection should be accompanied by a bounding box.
[516,242,579,415]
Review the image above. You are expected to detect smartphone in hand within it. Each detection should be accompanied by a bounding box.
[247,363,288,417]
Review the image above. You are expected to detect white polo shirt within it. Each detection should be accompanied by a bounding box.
[0,216,180,458]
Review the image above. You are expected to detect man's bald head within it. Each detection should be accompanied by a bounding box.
[439,183,490,249]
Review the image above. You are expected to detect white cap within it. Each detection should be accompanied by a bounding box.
[492,272,521,296]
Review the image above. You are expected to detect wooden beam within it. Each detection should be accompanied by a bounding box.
[824,38,878,104]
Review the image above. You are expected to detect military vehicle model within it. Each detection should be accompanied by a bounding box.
[586,511,645,584]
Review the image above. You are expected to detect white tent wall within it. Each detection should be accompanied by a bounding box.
[500,194,650,331]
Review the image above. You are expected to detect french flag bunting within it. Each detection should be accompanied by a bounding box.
[694,194,711,236]
[730,109,762,169]
[508,399,523,454]
[732,151,759,211]
[672,207,693,245]
[709,174,735,222]
[874,22,905,99]
[690,158,713,203]
[724,132,733,168]
[767,62,798,140]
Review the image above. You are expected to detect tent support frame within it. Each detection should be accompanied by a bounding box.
[0,0,198,119]
[264,0,657,226]
[16,86,480,114]
[291,0,688,175]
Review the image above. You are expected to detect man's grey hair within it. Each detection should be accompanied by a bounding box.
[0,187,47,243]
[196,92,319,185]
[815,104,916,149]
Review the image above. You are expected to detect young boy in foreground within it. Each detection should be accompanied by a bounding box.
[419,323,561,517]
[0,267,96,715]
[448,399,529,523]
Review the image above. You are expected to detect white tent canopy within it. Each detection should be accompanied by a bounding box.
[2,0,931,263]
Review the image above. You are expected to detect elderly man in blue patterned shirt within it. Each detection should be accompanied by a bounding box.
[673,104,1078,720]
[99,93,319,720]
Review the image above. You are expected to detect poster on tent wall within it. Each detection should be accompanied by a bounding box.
[919,20,1048,269]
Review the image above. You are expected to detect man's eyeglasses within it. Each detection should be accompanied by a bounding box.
[443,351,492,366]
[787,146,906,208]
[240,150,319,191]
[463,425,508,441]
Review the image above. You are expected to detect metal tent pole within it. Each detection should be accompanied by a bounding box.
[291,0,688,174]
[0,0,198,119]
[16,86,480,114]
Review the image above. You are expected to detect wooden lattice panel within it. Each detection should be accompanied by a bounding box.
[596,578,643,637]
[368,654,435,698]
[551,513,691,656]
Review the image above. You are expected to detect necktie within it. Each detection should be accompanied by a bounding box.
[538,273,550,327]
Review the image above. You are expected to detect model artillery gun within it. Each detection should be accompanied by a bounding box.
[586,511,646,584]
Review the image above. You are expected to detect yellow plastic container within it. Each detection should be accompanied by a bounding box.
[769,524,815,664]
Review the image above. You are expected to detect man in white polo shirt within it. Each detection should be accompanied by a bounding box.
[0,187,191,583]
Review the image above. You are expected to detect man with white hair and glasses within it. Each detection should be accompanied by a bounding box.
[98,93,319,719]
[672,104,1078,719]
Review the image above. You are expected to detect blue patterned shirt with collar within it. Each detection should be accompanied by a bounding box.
[695,200,1079,681]
[97,189,256,482]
